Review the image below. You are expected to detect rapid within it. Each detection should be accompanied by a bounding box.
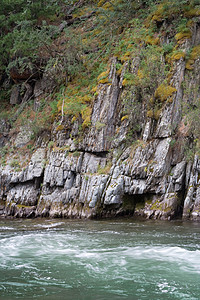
[0,219,200,299]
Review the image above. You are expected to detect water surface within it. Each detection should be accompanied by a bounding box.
[0,218,200,299]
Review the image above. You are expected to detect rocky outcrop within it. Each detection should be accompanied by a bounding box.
[1,133,199,220]
[1,17,200,221]
[10,85,21,105]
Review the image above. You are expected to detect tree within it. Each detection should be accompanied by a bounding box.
[0,0,59,75]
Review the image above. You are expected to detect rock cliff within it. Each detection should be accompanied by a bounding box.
[0,1,200,221]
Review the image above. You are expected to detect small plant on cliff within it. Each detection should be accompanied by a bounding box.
[73,151,80,157]
[10,159,20,169]
[48,141,54,149]
[0,145,9,158]
[97,162,112,175]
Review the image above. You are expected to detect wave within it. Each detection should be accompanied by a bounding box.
[0,226,15,230]
[32,222,65,229]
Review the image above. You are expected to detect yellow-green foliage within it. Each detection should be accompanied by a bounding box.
[102,2,114,10]
[56,124,64,131]
[116,67,123,76]
[150,1,200,23]
[81,106,92,129]
[151,4,165,22]
[97,162,112,175]
[154,109,162,120]
[98,0,124,10]
[150,1,184,22]
[80,95,93,103]
[121,115,129,122]
[186,60,195,70]
[10,159,20,169]
[190,45,200,60]
[97,70,109,81]
[145,35,160,45]
[15,204,34,209]
[97,70,111,84]
[150,200,163,211]
[175,31,192,42]
[99,78,110,84]
[155,83,177,102]
[147,110,153,118]
[120,51,132,62]
[91,86,98,93]
[122,78,129,86]
[137,69,144,80]
[186,45,200,70]
[56,78,94,131]
[71,116,77,123]
[122,75,136,87]
[169,51,185,62]
[72,6,94,18]
[184,8,200,17]
[149,97,154,105]
[97,0,106,7]
[147,101,162,120]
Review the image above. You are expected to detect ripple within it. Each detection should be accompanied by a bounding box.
[0,220,200,299]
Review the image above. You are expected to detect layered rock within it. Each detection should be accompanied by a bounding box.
[1,135,199,220]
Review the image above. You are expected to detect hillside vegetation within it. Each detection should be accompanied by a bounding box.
[0,0,199,155]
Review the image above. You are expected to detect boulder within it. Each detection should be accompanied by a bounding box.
[10,84,21,105]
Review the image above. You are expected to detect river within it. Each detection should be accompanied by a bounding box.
[0,218,200,299]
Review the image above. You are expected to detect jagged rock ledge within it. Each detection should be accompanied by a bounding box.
[1,141,200,221]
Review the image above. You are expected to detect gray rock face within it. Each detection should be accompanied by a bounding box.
[36,150,109,217]
[1,131,194,220]
[81,58,121,152]
[33,68,57,110]
[14,126,33,148]
[7,184,39,207]
[10,148,46,183]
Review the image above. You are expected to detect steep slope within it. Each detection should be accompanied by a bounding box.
[0,0,200,220]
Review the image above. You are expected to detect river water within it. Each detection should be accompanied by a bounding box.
[0,218,200,300]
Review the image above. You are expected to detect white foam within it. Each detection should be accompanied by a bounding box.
[33,222,64,229]
[0,226,15,230]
